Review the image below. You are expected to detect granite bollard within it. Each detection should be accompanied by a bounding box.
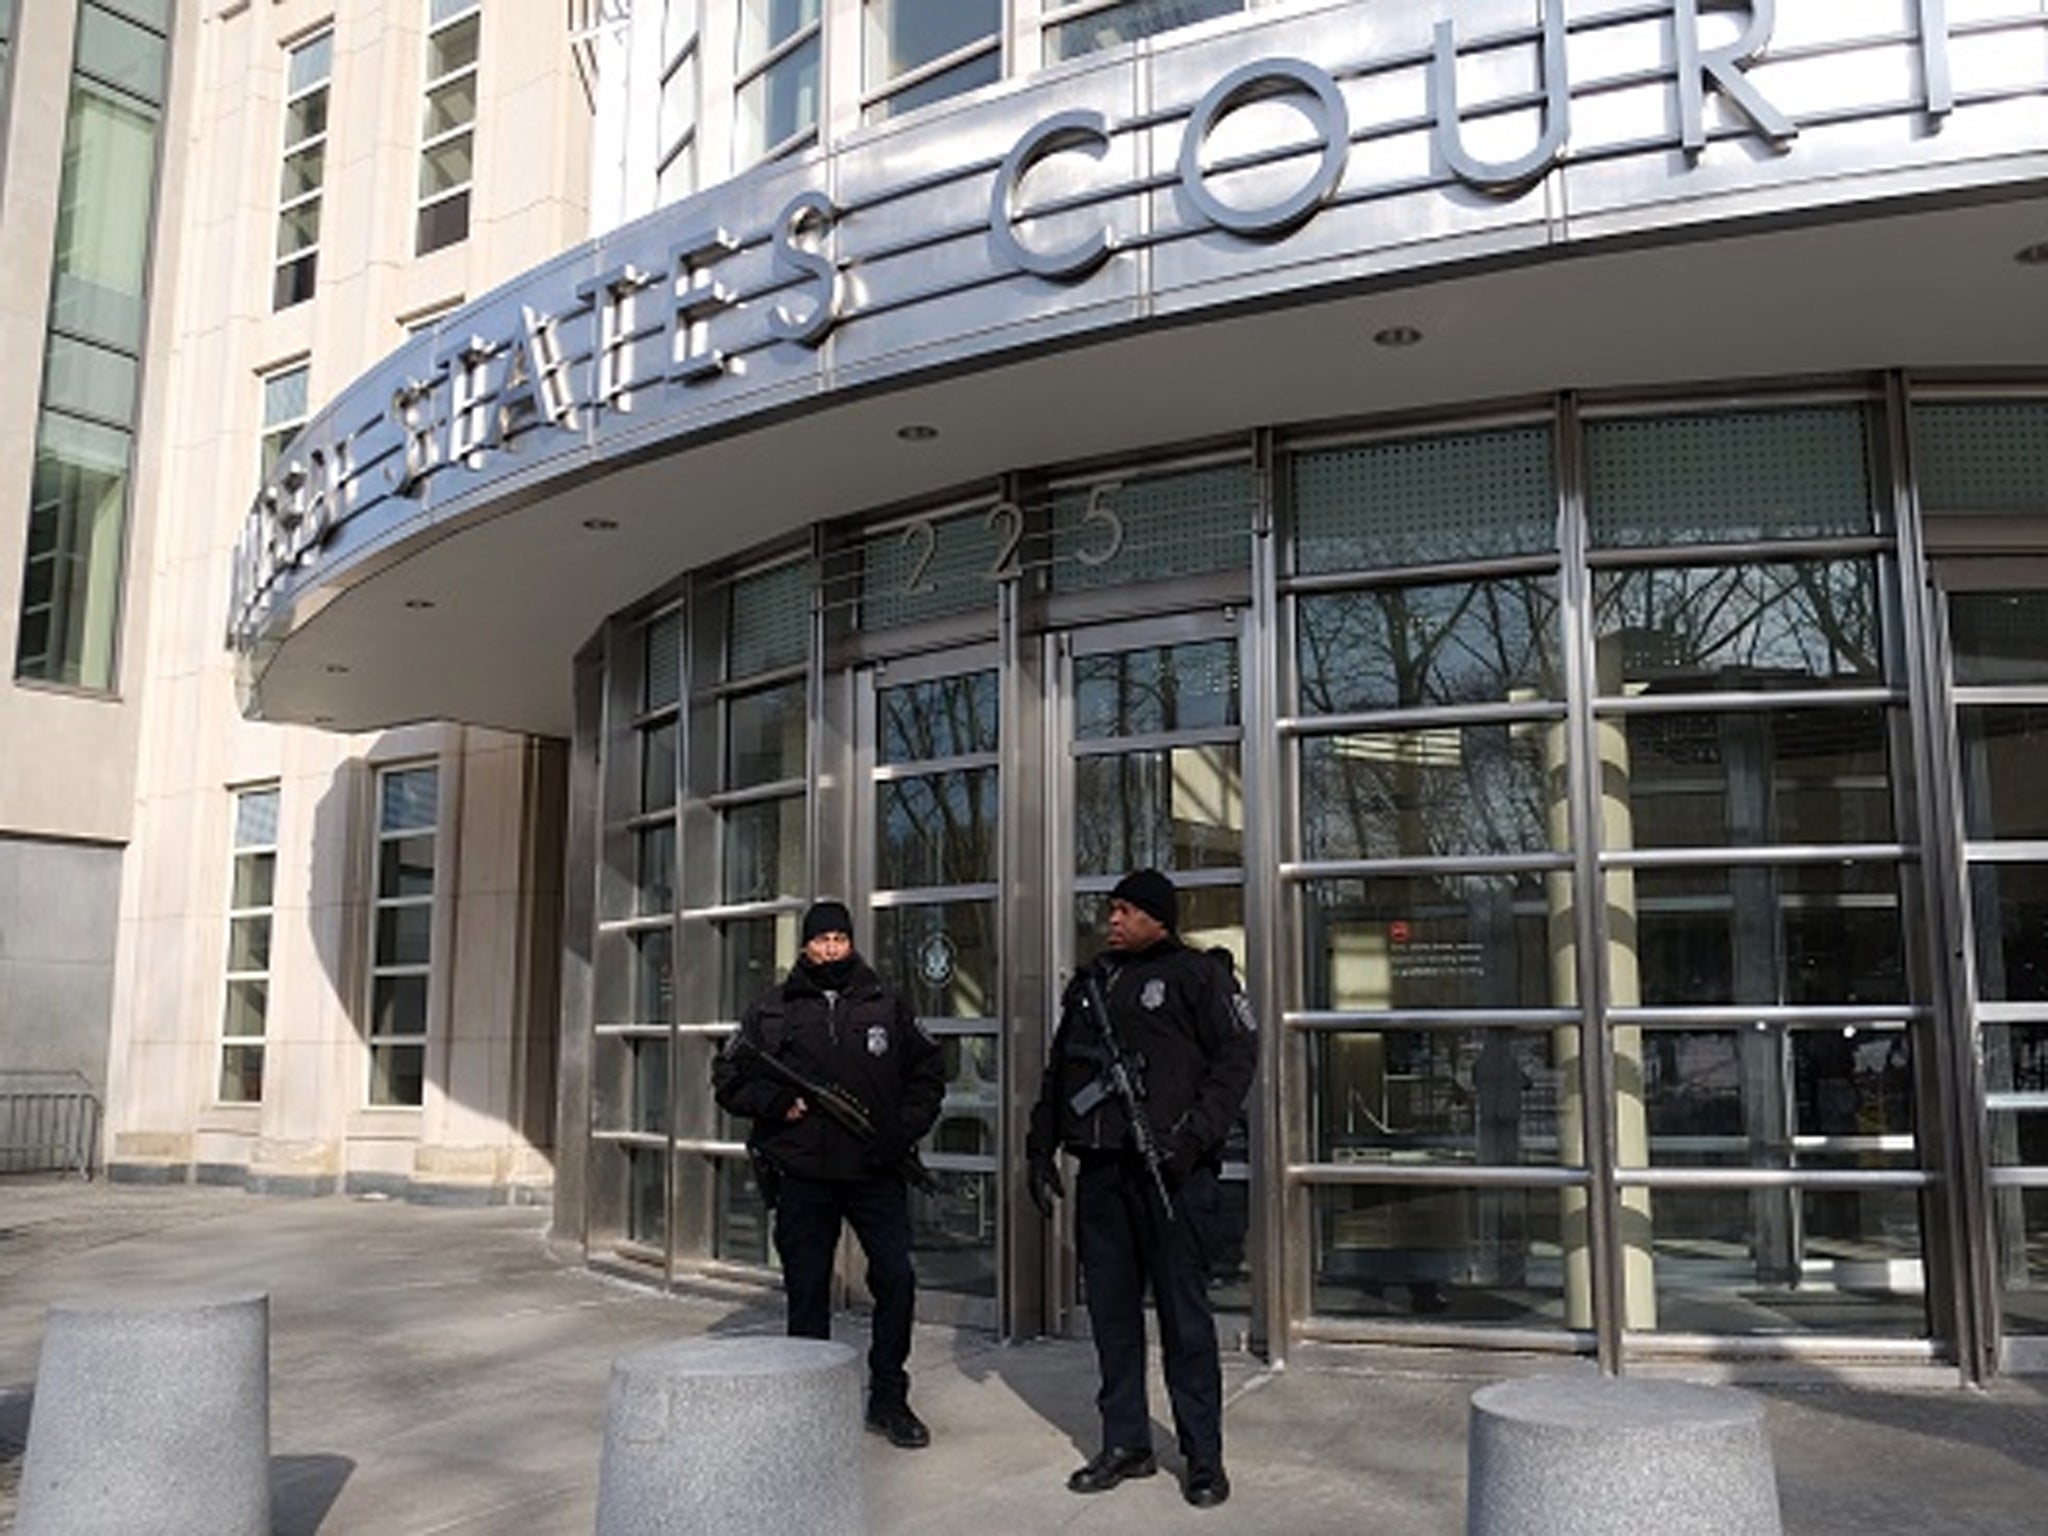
[16,1289,271,1536]
[1467,1375,1782,1536]
[596,1335,863,1536]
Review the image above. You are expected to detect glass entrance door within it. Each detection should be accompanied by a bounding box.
[1053,614,1255,1313]
[1943,588,2048,1364]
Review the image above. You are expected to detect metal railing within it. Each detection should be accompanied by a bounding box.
[0,1071,101,1178]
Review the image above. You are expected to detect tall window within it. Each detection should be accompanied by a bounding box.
[369,764,439,1107]
[259,362,309,479]
[734,0,819,169]
[13,0,171,690]
[274,29,332,310]
[1042,0,1243,64]
[416,0,480,255]
[657,2,699,204]
[220,786,280,1105]
[862,0,998,124]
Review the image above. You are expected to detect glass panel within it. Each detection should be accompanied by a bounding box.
[1297,577,1562,714]
[634,926,675,1026]
[728,680,805,786]
[370,1043,426,1106]
[42,335,137,422]
[1313,1028,1563,1165]
[227,915,271,973]
[1621,707,1895,849]
[735,35,819,165]
[911,1169,997,1298]
[722,913,797,1019]
[1074,744,1242,875]
[273,255,317,312]
[1634,863,1907,1006]
[261,370,308,433]
[738,0,821,67]
[715,1155,773,1264]
[275,199,321,258]
[1983,1023,2048,1167]
[644,610,683,710]
[930,1033,999,1156]
[1302,875,1561,1011]
[50,78,157,351]
[417,191,471,254]
[1047,0,1242,63]
[231,848,276,911]
[284,88,329,150]
[1950,591,2048,687]
[637,823,677,915]
[235,788,281,846]
[376,903,433,967]
[632,1035,671,1136]
[218,1043,265,1104]
[722,795,805,904]
[1916,401,2048,516]
[881,671,997,763]
[380,767,438,831]
[423,74,477,139]
[76,4,167,99]
[1644,1187,1927,1336]
[287,31,333,94]
[728,561,809,675]
[878,770,998,890]
[874,901,997,1021]
[372,973,428,1036]
[1049,464,1253,594]
[1592,558,1885,692]
[1302,724,1556,862]
[641,720,678,811]
[865,0,999,86]
[866,51,999,121]
[379,834,436,898]
[223,979,268,1039]
[1309,1183,1565,1324]
[1642,1027,1916,1166]
[1996,1188,2048,1334]
[1585,406,1878,548]
[1292,427,1558,574]
[425,12,479,79]
[16,414,131,689]
[856,506,1001,629]
[1075,640,1238,737]
[1961,705,2048,840]
[418,130,473,199]
[627,1145,666,1245]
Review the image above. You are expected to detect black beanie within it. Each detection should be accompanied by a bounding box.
[801,900,854,944]
[1110,868,1177,933]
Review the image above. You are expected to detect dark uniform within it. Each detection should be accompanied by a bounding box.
[1027,876,1257,1504]
[713,924,944,1439]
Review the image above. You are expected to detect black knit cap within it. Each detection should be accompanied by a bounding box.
[1110,868,1177,933]
[801,899,854,944]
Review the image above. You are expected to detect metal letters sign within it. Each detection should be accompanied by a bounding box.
[229,0,2021,651]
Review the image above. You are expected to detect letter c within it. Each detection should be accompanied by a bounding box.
[989,109,1117,281]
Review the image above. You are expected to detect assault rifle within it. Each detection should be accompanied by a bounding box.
[1077,967,1176,1221]
[729,1035,940,1194]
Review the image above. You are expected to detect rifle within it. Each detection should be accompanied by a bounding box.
[729,1035,940,1195]
[1078,967,1176,1222]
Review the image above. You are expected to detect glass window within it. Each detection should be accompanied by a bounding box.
[369,764,438,1105]
[863,0,998,121]
[735,0,819,168]
[1297,577,1563,714]
[1301,874,1561,1013]
[1311,1183,1566,1325]
[657,8,699,205]
[260,363,310,479]
[416,2,479,254]
[1049,463,1254,595]
[1045,0,1242,63]
[1949,591,2048,687]
[220,786,280,1104]
[1914,400,2048,517]
[1301,723,1559,863]
[1313,1027,1564,1166]
[274,30,330,309]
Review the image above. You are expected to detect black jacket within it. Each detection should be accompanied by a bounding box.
[713,955,944,1183]
[1027,939,1257,1174]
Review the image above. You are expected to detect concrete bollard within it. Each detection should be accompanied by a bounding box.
[16,1289,271,1536]
[596,1335,863,1536]
[1467,1375,1782,1536]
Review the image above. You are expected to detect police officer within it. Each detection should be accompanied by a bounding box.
[1025,869,1258,1509]
[713,899,945,1449]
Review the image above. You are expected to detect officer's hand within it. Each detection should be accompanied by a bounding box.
[783,1095,808,1123]
[1027,1156,1065,1218]
[1162,1133,1202,1186]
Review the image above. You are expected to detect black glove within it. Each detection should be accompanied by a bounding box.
[1161,1132,1203,1186]
[1027,1155,1065,1218]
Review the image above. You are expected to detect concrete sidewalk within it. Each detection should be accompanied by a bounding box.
[2,1179,2044,1534]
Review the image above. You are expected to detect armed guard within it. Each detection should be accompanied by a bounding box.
[713,899,945,1449]
[1025,868,1258,1509]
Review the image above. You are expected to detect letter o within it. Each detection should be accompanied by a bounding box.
[1178,58,1350,238]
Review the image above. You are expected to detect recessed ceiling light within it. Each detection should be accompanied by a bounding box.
[324,663,349,674]
[582,516,619,531]
[1373,325,1424,348]
[896,424,939,441]
[403,598,436,610]
[2016,241,2048,266]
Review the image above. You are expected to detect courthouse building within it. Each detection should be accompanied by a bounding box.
[8,1,2048,1381]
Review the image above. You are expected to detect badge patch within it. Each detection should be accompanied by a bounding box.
[867,1024,891,1057]
[1141,978,1167,1010]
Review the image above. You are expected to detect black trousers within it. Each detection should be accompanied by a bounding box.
[1073,1152,1224,1464]
[774,1171,917,1408]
